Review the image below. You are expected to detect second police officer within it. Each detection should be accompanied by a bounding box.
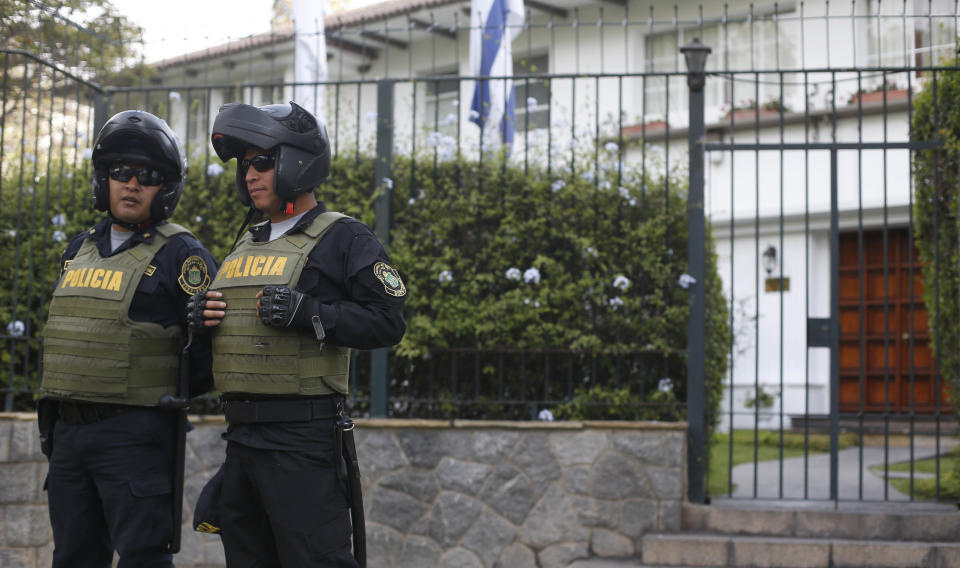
[188,101,406,567]
[39,110,217,567]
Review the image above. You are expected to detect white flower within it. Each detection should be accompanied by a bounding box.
[658,377,674,393]
[408,197,416,205]
[438,270,453,283]
[206,163,224,176]
[581,170,595,182]
[469,109,480,121]
[628,197,638,206]
[442,113,457,126]
[194,216,203,223]
[451,100,460,107]
[534,300,541,308]
[65,173,73,180]
[523,267,541,284]
[523,298,531,305]
[365,111,378,123]
[426,131,442,147]
[25,153,36,163]
[618,186,631,199]
[169,91,182,102]
[537,408,554,421]
[551,179,566,192]
[50,213,67,227]
[609,296,624,309]
[613,275,630,291]
[505,267,522,281]
[584,247,598,258]
[382,177,394,189]
[81,148,92,159]
[553,118,568,129]
[604,141,619,153]
[191,147,204,158]
[6,230,16,237]
[52,230,66,242]
[6,320,25,337]
[678,273,697,289]
[599,180,611,190]
[526,96,538,108]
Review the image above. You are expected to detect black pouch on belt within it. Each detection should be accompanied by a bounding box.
[37,397,59,459]
[336,415,366,568]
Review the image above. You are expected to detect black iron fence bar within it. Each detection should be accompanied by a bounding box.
[705,142,942,151]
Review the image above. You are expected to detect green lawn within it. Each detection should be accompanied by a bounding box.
[706,430,859,498]
[869,446,960,501]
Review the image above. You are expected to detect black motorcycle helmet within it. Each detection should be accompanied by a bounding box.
[211,101,330,211]
[91,110,187,223]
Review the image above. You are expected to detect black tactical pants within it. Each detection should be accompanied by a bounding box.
[46,407,175,568]
[220,439,356,567]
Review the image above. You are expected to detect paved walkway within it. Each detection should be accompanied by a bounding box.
[727,436,958,502]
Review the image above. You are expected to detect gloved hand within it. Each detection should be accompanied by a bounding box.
[257,286,325,340]
[186,290,225,331]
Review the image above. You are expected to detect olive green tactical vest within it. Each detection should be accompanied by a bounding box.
[41,223,193,406]
[211,212,351,396]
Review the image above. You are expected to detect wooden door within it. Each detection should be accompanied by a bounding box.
[837,228,944,413]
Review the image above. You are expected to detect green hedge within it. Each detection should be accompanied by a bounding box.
[1,148,729,421]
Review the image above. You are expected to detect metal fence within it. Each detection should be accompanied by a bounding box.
[3,0,960,506]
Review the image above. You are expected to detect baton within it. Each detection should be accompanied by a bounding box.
[158,328,192,553]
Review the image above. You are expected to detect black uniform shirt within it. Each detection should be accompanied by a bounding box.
[223,203,407,451]
[58,217,218,398]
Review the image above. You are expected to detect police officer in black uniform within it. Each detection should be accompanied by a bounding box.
[38,110,217,568]
[187,101,405,567]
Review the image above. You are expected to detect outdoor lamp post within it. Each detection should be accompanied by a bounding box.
[682,37,711,505]
[763,245,778,275]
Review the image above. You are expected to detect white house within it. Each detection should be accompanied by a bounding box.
[137,0,957,431]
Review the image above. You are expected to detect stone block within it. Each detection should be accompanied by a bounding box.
[831,540,932,568]
[479,464,537,525]
[550,431,607,466]
[732,536,828,567]
[395,430,452,469]
[35,462,47,504]
[568,495,618,528]
[795,511,888,540]
[495,542,536,568]
[592,528,634,557]
[185,424,227,471]
[612,432,664,466]
[899,514,960,542]
[368,487,428,533]
[398,535,441,568]
[934,543,960,568]
[659,500,681,532]
[0,422,12,462]
[5,505,50,547]
[706,508,792,537]
[436,458,492,496]
[203,539,227,566]
[661,431,686,468]
[357,431,408,482]
[379,467,439,503]
[10,422,43,462]
[646,467,683,500]
[439,547,484,568]
[620,499,657,538]
[37,541,54,568]
[366,522,404,567]
[0,548,33,568]
[470,431,520,464]
[641,533,728,567]
[510,433,561,487]
[417,492,483,548]
[462,509,517,568]
[564,466,591,495]
[538,541,589,568]
[0,507,5,546]
[0,464,38,504]
[519,484,578,549]
[592,453,651,500]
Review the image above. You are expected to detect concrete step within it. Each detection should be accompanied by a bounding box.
[641,533,960,567]
[683,502,960,542]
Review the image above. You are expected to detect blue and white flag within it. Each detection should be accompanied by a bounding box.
[469,0,524,146]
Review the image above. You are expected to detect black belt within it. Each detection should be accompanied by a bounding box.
[223,397,344,423]
[58,401,136,425]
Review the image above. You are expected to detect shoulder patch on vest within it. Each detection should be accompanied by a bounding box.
[178,255,211,294]
[373,262,406,297]
[144,265,157,277]
[60,259,73,278]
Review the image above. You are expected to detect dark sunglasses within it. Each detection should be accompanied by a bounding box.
[240,154,276,173]
[108,164,166,186]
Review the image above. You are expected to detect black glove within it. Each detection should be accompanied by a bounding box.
[258,286,325,341]
[186,291,210,333]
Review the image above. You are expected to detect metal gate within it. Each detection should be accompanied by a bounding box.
[685,55,958,504]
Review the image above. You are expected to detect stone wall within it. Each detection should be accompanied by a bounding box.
[0,413,687,567]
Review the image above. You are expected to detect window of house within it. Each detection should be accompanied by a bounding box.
[643,8,796,120]
[187,91,208,142]
[514,53,549,132]
[423,71,460,137]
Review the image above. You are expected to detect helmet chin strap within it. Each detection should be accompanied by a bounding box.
[108,212,154,233]
[283,201,294,215]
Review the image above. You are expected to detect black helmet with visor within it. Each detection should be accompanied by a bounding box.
[91,110,187,224]
[211,101,330,211]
